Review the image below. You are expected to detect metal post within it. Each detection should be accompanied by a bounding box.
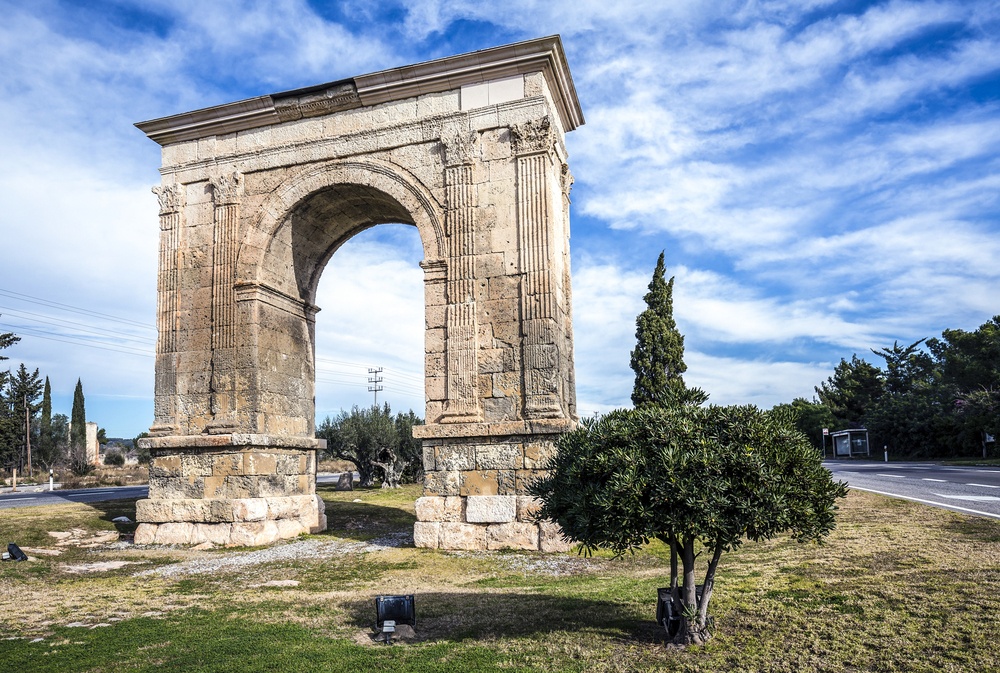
[884,445,888,463]
[49,468,54,491]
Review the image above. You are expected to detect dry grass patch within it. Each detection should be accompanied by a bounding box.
[1,487,999,672]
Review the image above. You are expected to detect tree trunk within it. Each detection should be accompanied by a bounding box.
[697,543,724,630]
[673,536,714,646]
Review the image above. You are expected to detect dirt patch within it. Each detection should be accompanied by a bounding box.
[61,561,144,574]
[49,529,120,547]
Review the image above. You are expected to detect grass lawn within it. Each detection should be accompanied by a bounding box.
[1,485,998,672]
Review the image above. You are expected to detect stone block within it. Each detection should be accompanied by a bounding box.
[415,496,445,521]
[516,469,546,493]
[539,520,574,553]
[439,522,486,551]
[422,446,436,472]
[209,498,236,522]
[413,521,440,548]
[203,475,227,499]
[436,444,475,470]
[516,496,542,522]
[276,519,306,540]
[150,455,181,478]
[465,495,516,523]
[486,522,539,550]
[475,443,522,470]
[244,452,276,475]
[523,441,557,469]
[182,454,214,477]
[134,523,157,545]
[424,469,461,496]
[459,470,499,496]
[233,498,268,522]
[136,498,173,523]
[443,496,464,522]
[229,522,264,547]
[154,522,194,545]
[193,522,233,546]
[172,499,208,522]
[213,453,243,476]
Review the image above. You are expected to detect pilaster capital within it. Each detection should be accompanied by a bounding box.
[442,129,479,167]
[510,116,554,156]
[210,171,243,206]
[152,184,183,216]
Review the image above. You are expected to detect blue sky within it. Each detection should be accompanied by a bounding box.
[1,0,998,438]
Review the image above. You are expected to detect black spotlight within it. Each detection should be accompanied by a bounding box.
[374,594,415,644]
[6,543,28,562]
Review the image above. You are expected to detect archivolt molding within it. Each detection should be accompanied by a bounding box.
[237,158,445,287]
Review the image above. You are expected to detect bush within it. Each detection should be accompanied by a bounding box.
[104,448,125,467]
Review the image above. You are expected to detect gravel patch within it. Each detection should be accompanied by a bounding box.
[136,532,412,578]
[445,550,603,576]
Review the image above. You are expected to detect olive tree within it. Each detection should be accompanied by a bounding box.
[317,404,424,488]
[530,404,847,645]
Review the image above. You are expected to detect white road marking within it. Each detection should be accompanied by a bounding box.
[877,474,907,478]
[849,487,1000,520]
[967,483,1000,489]
[922,478,947,482]
[932,494,1000,502]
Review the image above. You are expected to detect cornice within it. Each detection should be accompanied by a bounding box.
[136,35,584,146]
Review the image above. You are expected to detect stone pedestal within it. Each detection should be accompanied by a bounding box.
[412,420,575,552]
[134,435,326,546]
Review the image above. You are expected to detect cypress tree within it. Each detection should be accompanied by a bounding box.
[70,378,86,450]
[630,252,707,408]
[39,376,53,462]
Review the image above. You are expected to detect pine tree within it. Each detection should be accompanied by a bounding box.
[630,252,707,408]
[0,320,19,361]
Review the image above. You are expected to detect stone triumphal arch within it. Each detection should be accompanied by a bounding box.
[134,36,583,551]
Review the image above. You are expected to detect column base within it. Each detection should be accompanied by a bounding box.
[134,494,327,546]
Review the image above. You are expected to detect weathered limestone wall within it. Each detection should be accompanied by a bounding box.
[135,36,584,550]
[413,431,572,551]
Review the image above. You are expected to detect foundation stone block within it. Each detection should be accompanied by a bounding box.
[439,522,487,550]
[486,522,539,550]
[539,520,574,552]
[413,521,441,548]
[465,495,516,523]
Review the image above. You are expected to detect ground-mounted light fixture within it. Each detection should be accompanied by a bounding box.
[3,543,28,562]
[374,594,415,644]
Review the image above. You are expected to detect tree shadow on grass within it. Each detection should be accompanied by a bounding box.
[342,590,667,645]
[317,499,416,543]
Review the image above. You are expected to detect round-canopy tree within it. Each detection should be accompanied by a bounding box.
[531,404,847,645]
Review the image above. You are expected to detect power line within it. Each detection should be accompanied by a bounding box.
[0,323,154,358]
[0,306,155,346]
[0,287,154,330]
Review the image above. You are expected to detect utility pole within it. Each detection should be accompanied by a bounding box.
[368,367,384,407]
[24,393,32,477]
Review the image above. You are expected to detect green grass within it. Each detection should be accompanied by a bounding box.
[2,485,999,672]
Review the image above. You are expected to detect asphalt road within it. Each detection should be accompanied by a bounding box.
[0,484,149,510]
[825,461,1000,520]
[5,466,999,522]
[0,473,345,511]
